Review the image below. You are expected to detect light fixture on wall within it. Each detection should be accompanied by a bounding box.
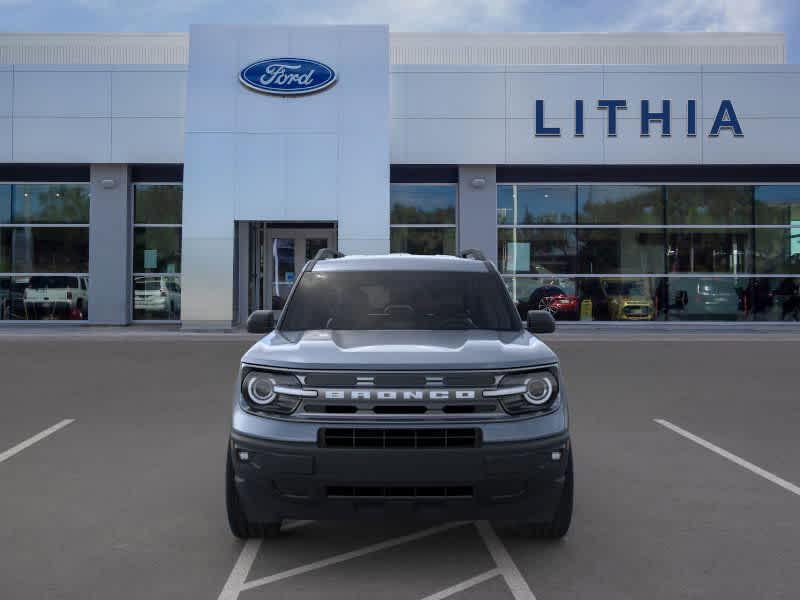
[470,177,487,189]
[101,178,117,189]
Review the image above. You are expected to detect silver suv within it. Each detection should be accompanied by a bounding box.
[227,250,572,539]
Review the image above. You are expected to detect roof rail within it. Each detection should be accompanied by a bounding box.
[460,248,486,261]
[312,248,344,261]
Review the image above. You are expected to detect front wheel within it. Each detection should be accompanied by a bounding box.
[520,453,573,539]
[226,446,281,539]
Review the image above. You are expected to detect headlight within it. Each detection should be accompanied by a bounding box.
[523,373,556,405]
[487,367,560,415]
[243,372,276,405]
[240,367,310,415]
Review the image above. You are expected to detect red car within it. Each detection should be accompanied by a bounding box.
[526,285,579,320]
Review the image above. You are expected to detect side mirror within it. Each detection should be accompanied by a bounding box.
[527,310,556,334]
[246,310,281,334]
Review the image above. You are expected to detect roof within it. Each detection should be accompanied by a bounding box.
[311,254,489,273]
[0,31,785,65]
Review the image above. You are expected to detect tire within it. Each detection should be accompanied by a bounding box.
[226,446,281,539]
[521,452,573,539]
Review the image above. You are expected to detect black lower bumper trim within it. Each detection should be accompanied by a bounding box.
[229,430,570,522]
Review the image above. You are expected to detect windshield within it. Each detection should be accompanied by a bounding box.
[29,276,79,289]
[605,281,646,296]
[280,270,521,331]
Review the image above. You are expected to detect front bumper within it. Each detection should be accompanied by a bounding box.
[230,430,570,522]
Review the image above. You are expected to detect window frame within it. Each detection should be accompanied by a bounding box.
[130,182,183,323]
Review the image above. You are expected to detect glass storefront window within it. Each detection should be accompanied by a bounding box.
[746,277,800,321]
[133,185,182,225]
[506,277,579,321]
[498,185,575,225]
[391,184,456,225]
[390,227,456,255]
[132,184,182,320]
[506,276,668,321]
[666,186,752,225]
[497,183,800,322]
[666,277,747,321]
[0,182,90,321]
[578,185,663,225]
[133,228,181,273]
[666,229,753,274]
[1,228,90,273]
[578,229,665,274]
[1,184,89,225]
[754,185,800,225]
[133,275,181,320]
[498,228,577,274]
[755,228,800,274]
[391,184,456,255]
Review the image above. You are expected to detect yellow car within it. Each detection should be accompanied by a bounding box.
[600,279,655,321]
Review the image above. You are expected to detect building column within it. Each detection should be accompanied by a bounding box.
[457,166,498,265]
[88,164,131,325]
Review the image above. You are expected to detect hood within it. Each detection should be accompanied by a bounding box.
[617,295,653,305]
[241,329,557,371]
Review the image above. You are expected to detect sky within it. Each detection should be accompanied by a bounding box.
[0,0,797,62]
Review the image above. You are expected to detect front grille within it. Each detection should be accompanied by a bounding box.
[320,428,480,449]
[326,485,474,499]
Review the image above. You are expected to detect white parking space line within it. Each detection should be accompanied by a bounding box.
[0,419,75,465]
[475,521,537,600]
[655,418,800,497]
[238,521,469,593]
[217,520,313,600]
[419,568,500,600]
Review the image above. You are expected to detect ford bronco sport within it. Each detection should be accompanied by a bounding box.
[227,250,572,539]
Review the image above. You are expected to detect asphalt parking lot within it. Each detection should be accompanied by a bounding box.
[1,329,799,599]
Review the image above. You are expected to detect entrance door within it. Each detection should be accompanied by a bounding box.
[248,225,336,313]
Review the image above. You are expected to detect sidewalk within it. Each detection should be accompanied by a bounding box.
[0,321,798,342]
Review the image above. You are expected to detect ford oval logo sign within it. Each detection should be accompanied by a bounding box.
[239,58,337,96]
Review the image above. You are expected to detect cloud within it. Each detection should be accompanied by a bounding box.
[280,0,525,31]
[621,0,781,32]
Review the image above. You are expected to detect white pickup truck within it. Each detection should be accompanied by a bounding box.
[23,275,88,320]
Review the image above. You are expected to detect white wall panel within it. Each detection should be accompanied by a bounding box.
[337,26,390,134]
[0,118,11,160]
[14,70,109,117]
[235,85,339,134]
[234,134,286,221]
[112,70,185,116]
[506,71,603,119]
[390,118,406,162]
[404,118,504,164]
[402,72,505,118]
[0,70,11,117]
[337,134,389,241]
[604,70,701,118]
[13,117,110,162]
[702,118,798,164]
[286,134,338,221]
[111,117,183,162]
[702,72,800,118]
[507,117,604,164]
[606,118,701,164]
[184,26,238,133]
[182,132,235,238]
[180,237,234,325]
[339,238,390,255]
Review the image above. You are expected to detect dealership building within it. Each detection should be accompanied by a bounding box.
[0,27,799,327]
